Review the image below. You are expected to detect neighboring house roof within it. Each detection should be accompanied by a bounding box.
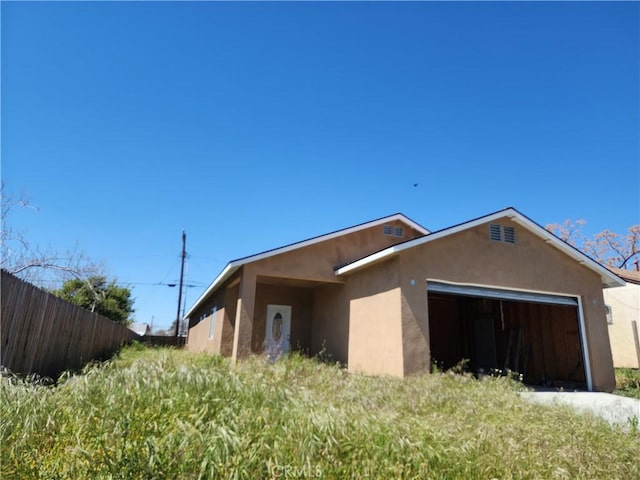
[185,213,429,318]
[335,207,625,289]
[609,267,640,285]
[129,322,150,336]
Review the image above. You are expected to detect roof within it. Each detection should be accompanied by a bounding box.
[609,267,640,285]
[185,213,429,318]
[335,207,626,289]
[129,322,150,336]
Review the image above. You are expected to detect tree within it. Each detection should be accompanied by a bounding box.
[546,219,640,270]
[52,276,135,326]
[1,182,104,284]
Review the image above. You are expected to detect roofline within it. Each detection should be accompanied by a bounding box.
[185,213,429,318]
[335,207,626,289]
[609,267,640,285]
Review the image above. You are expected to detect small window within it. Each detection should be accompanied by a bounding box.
[208,306,217,339]
[383,225,393,235]
[394,226,403,237]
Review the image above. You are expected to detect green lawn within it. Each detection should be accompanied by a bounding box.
[2,345,638,479]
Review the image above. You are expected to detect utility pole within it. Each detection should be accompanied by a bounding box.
[175,230,186,337]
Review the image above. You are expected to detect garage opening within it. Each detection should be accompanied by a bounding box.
[427,282,587,390]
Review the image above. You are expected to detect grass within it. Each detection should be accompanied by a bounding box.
[615,368,640,399]
[2,345,639,479]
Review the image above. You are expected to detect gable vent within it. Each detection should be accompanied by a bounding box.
[394,226,404,237]
[503,226,516,244]
[383,225,393,235]
[489,224,502,241]
[490,224,516,244]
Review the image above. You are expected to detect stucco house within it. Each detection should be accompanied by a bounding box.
[604,268,640,369]
[185,208,624,392]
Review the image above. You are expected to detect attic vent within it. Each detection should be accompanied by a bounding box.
[503,226,516,244]
[383,225,393,235]
[394,226,404,237]
[490,224,516,244]
[489,224,502,242]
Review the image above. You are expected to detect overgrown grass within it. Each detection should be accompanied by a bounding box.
[615,368,640,399]
[2,345,639,479]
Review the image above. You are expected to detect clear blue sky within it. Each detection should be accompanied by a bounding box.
[2,2,638,331]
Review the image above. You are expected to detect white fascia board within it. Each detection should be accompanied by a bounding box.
[336,209,515,276]
[336,208,626,289]
[185,213,429,319]
[229,214,428,267]
[184,263,238,319]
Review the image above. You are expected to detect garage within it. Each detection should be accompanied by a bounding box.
[427,281,589,390]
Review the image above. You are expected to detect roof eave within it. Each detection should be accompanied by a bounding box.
[184,262,239,318]
[185,212,429,318]
[507,213,626,289]
[336,208,626,289]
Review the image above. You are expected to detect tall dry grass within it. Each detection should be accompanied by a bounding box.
[2,345,638,479]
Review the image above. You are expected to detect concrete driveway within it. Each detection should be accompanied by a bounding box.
[521,391,640,427]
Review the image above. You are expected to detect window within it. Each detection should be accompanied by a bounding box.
[383,225,393,235]
[394,226,404,237]
[209,306,217,339]
[489,224,516,244]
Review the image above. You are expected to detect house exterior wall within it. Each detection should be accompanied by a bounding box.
[392,219,615,391]
[187,213,616,392]
[248,219,424,284]
[604,283,640,368]
[185,288,226,354]
[311,284,350,363]
[347,258,404,377]
[221,282,239,356]
[188,219,425,359]
[186,275,239,356]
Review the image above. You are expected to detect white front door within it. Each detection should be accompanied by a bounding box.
[265,304,292,359]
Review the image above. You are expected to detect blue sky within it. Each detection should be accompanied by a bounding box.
[2,1,638,331]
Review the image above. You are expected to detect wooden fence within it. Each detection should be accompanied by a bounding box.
[142,335,186,347]
[1,270,140,379]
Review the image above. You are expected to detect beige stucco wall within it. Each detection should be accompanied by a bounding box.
[604,284,640,368]
[187,214,616,391]
[186,305,223,354]
[248,219,424,284]
[186,275,239,356]
[392,219,615,391]
[189,219,425,360]
[347,258,404,377]
[311,284,350,363]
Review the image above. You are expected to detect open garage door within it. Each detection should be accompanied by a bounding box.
[427,281,589,390]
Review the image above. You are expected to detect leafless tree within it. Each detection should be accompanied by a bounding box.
[546,218,640,270]
[1,182,105,291]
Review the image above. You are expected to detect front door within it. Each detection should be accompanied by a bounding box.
[265,305,291,359]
